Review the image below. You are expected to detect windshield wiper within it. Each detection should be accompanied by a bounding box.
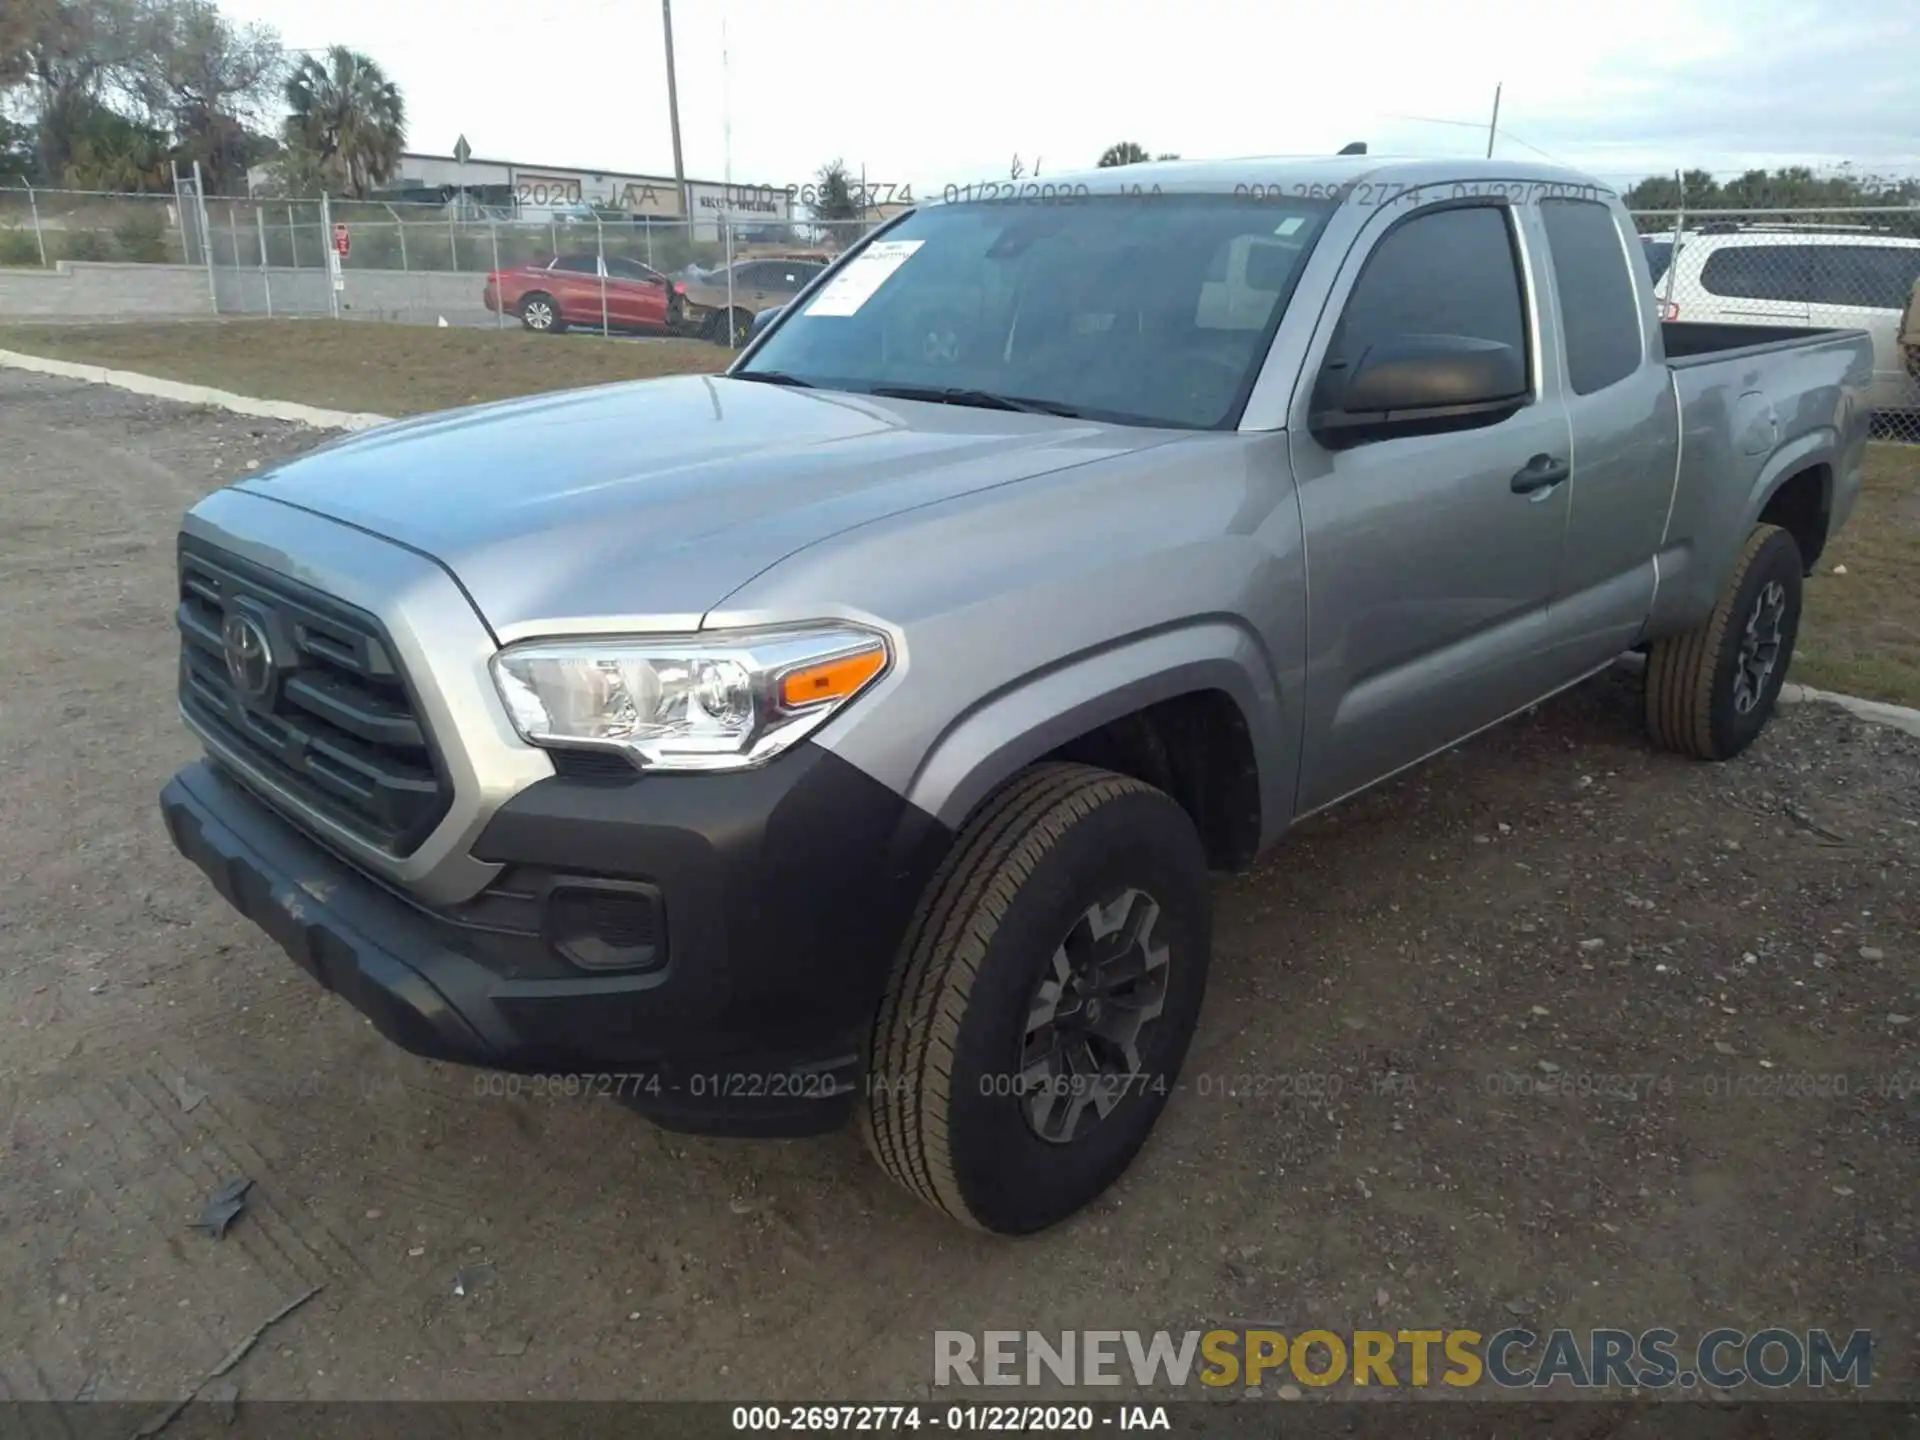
[866,384,1085,418]
[732,370,816,388]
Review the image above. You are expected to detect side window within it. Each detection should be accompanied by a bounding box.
[1330,205,1529,376]
[1808,245,1920,310]
[1698,245,1807,301]
[604,257,653,281]
[1541,199,1643,395]
[735,262,775,287]
[552,254,599,275]
[1642,238,1676,286]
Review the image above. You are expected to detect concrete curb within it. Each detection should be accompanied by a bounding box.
[1613,652,1920,738]
[0,348,393,431]
[1777,683,1920,738]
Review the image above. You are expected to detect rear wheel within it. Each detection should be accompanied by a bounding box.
[518,292,564,334]
[1645,523,1803,760]
[861,763,1211,1234]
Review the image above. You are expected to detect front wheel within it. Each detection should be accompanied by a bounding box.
[862,764,1211,1234]
[1645,523,1804,760]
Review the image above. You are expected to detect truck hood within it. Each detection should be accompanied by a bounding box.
[239,375,1175,638]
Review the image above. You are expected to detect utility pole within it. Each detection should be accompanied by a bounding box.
[1486,82,1502,159]
[662,0,688,220]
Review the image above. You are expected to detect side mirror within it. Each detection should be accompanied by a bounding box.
[749,305,784,340]
[1310,335,1526,447]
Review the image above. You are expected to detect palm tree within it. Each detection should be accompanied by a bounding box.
[282,45,405,197]
[1097,141,1149,168]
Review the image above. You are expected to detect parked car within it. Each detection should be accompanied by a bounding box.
[680,257,829,345]
[1644,224,1920,411]
[484,253,685,335]
[161,157,1871,1235]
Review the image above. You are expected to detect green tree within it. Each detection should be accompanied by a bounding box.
[1097,141,1149,168]
[6,0,143,183]
[0,116,38,183]
[251,138,325,197]
[126,0,282,193]
[810,157,859,221]
[1624,165,1920,215]
[282,45,405,198]
[62,100,169,189]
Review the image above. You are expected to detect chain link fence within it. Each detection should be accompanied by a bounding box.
[20,191,892,343]
[1629,206,1920,444]
[0,187,187,267]
[6,184,1917,435]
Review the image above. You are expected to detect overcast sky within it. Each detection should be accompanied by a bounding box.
[229,0,1918,192]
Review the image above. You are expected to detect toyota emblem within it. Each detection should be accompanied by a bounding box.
[221,611,275,699]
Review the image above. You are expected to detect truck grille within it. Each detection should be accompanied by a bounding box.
[175,539,452,856]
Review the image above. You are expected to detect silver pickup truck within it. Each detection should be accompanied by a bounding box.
[161,157,1874,1235]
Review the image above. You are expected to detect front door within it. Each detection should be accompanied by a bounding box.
[603,257,668,330]
[1289,199,1573,814]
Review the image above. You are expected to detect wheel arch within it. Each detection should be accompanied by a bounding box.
[900,621,1289,871]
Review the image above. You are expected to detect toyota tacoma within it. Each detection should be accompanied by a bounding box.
[161,157,1873,1234]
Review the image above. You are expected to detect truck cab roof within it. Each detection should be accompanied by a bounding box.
[953,155,1613,200]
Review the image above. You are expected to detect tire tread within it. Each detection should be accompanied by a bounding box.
[861,763,1156,1228]
[1646,524,1786,760]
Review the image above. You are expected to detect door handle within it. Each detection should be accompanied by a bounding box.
[1510,454,1571,495]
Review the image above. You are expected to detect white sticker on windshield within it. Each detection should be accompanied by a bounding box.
[803,240,924,317]
[1274,217,1305,236]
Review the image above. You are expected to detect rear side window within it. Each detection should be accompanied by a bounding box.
[1642,239,1675,285]
[1806,244,1920,310]
[553,254,599,275]
[1699,245,1808,302]
[1541,199,1642,395]
[1330,205,1529,375]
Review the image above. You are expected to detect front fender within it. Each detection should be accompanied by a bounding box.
[902,620,1292,843]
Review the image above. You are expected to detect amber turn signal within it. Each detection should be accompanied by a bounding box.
[779,646,887,710]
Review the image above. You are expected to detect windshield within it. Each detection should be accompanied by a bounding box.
[738,194,1335,429]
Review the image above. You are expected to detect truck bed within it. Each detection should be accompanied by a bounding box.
[1645,321,1874,640]
[1661,320,1859,366]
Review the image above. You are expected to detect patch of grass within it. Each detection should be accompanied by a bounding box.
[111,211,169,264]
[59,230,111,262]
[0,229,42,266]
[0,319,729,417]
[1791,442,1920,707]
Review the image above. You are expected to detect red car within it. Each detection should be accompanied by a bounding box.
[484,253,686,335]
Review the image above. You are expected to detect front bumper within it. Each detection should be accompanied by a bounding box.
[161,747,948,1136]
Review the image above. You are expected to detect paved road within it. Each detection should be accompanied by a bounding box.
[0,370,1914,1404]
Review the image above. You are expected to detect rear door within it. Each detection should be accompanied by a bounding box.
[1535,196,1681,667]
[1689,241,1811,327]
[548,253,604,326]
[1804,241,1920,410]
[1289,197,1575,813]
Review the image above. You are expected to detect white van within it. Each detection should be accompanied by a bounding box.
[1645,226,1920,413]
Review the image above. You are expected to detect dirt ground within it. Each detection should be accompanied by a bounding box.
[0,370,1915,1408]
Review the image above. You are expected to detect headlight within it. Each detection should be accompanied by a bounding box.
[489,625,891,772]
